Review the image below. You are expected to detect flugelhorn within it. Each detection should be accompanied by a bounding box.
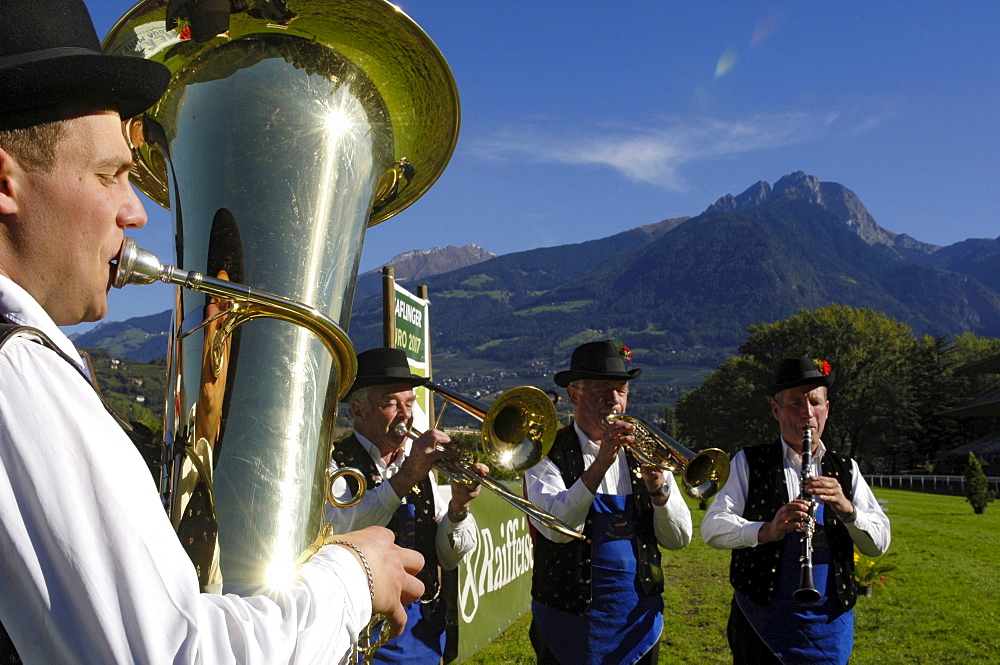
[393,384,585,540]
[603,412,730,500]
[104,0,460,591]
[793,426,821,603]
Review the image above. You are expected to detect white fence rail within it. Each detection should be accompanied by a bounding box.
[866,474,1000,496]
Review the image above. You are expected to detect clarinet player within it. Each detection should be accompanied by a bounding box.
[702,357,891,664]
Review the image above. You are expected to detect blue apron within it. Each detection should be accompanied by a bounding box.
[533,493,663,665]
[736,506,853,665]
[362,503,447,664]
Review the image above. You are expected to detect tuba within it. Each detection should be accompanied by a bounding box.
[104,0,459,591]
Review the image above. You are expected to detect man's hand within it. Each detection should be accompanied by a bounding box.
[757,499,813,544]
[581,419,635,493]
[390,429,460,499]
[640,466,670,506]
[805,475,854,519]
[449,461,488,517]
[326,526,425,639]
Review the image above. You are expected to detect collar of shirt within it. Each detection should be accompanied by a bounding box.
[355,431,410,480]
[0,274,86,374]
[780,436,828,471]
[573,420,632,495]
[779,436,827,500]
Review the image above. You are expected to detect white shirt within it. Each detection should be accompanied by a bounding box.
[326,433,478,570]
[701,437,891,557]
[0,275,369,664]
[523,421,693,547]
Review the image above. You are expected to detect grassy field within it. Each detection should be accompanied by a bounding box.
[460,488,999,664]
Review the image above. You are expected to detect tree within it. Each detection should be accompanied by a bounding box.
[676,355,772,455]
[661,404,679,439]
[964,452,996,514]
[678,305,921,470]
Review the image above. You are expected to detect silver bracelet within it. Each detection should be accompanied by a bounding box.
[329,540,375,605]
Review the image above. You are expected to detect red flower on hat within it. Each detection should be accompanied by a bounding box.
[614,339,632,362]
[814,359,832,375]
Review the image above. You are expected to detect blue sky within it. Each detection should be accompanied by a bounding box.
[78,1,999,334]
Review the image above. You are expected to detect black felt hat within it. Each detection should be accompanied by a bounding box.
[772,357,835,393]
[0,0,171,120]
[342,348,428,401]
[553,340,642,388]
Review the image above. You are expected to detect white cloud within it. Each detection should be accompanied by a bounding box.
[467,112,841,190]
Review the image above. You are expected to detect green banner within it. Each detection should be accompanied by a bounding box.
[391,283,431,432]
[447,481,534,662]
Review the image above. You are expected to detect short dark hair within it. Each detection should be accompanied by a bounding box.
[0,112,67,171]
[0,101,115,172]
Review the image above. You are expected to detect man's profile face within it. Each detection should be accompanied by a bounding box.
[10,110,147,325]
[351,383,416,455]
[771,384,829,453]
[567,379,629,439]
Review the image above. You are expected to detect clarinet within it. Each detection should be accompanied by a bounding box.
[793,425,821,603]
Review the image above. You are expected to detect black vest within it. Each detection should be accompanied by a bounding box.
[331,434,441,599]
[530,424,663,615]
[730,439,858,611]
[0,322,169,663]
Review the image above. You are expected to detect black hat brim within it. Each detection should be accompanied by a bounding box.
[341,375,429,402]
[554,367,642,388]
[0,53,170,120]
[772,371,835,394]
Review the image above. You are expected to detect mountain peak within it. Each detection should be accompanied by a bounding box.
[381,243,497,282]
[706,172,940,258]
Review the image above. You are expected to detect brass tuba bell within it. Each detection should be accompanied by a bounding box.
[104,0,459,591]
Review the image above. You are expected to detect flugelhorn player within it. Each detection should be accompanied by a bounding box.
[524,340,692,665]
[702,357,891,665]
[327,348,487,664]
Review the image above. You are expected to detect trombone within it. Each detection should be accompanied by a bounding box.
[394,383,585,540]
[604,412,730,500]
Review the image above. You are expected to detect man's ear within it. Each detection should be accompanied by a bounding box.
[0,147,20,216]
[770,400,780,421]
[566,386,580,408]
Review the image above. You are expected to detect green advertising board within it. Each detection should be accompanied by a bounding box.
[391,282,432,433]
[387,278,535,661]
[445,482,534,662]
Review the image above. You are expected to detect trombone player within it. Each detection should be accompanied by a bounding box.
[327,347,488,664]
[524,340,692,664]
[701,357,891,664]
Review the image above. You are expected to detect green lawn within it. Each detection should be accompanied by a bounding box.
[460,488,999,664]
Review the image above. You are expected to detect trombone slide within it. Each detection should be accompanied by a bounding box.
[393,424,585,540]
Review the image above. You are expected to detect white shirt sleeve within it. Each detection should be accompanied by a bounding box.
[523,455,597,544]
[653,472,693,550]
[701,450,765,549]
[844,459,892,556]
[325,446,478,571]
[0,338,369,665]
[701,448,891,556]
[524,430,692,548]
[429,481,479,571]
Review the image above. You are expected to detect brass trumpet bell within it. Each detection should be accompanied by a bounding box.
[605,413,731,500]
